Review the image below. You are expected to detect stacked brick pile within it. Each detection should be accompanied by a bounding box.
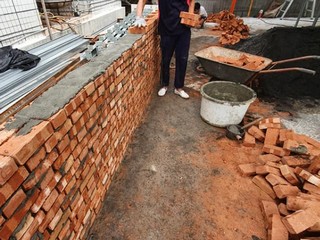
[213,54,266,71]
[0,12,160,240]
[238,117,320,239]
[206,10,249,45]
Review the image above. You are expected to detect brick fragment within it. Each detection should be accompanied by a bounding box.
[273,185,300,199]
[282,209,318,234]
[279,165,299,185]
[0,156,18,186]
[248,126,265,142]
[252,175,276,199]
[243,132,255,147]
[294,167,320,187]
[269,214,288,240]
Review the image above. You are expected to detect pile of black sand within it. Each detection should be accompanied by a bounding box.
[227,27,320,99]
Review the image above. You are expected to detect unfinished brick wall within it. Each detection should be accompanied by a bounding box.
[0,16,160,239]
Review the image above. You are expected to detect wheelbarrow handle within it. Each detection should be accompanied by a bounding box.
[271,55,320,66]
[260,67,316,75]
[241,117,264,130]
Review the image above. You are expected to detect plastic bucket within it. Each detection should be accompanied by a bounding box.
[200,81,257,127]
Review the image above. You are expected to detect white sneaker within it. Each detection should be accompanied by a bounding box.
[158,87,168,97]
[174,89,189,99]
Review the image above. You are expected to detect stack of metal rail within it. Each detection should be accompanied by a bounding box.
[0,33,88,115]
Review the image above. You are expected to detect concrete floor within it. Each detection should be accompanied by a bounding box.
[88,18,320,239]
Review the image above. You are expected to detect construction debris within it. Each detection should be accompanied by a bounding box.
[206,10,249,45]
[238,117,320,239]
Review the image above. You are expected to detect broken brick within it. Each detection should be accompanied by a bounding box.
[282,209,318,234]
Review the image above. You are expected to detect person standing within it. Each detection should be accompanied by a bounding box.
[133,0,191,99]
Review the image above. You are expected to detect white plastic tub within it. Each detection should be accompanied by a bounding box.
[200,81,257,127]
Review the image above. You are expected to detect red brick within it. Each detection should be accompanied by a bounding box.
[0,188,39,239]
[0,121,53,165]
[42,189,59,212]
[20,210,45,240]
[70,109,83,124]
[0,129,15,145]
[0,167,28,207]
[279,165,299,185]
[39,168,55,190]
[301,134,320,149]
[53,147,71,171]
[259,123,281,130]
[283,139,309,155]
[277,203,290,216]
[58,219,71,240]
[265,173,290,186]
[38,192,65,233]
[303,182,320,195]
[57,119,72,139]
[279,129,292,142]
[258,154,281,164]
[25,147,46,172]
[282,209,318,234]
[56,134,70,154]
[243,133,255,147]
[269,214,288,240]
[252,175,276,199]
[286,195,320,211]
[45,133,59,153]
[308,155,320,174]
[294,167,320,187]
[260,200,279,229]
[2,188,26,218]
[264,128,279,146]
[49,109,67,129]
[260,117,281,124]
[273,185,300,199]
[256,165,281,176]
[84,81,96,96]
[0,156,18,186]
[281,155,311,168]
[262,145,290,157]
[14,213,34,239]
[49,208,71,240]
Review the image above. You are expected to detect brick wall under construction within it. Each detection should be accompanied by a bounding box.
[0,16,160,240]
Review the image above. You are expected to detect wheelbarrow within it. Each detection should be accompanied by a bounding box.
[194,46,319,84]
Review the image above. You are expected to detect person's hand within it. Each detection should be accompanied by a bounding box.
[133,16,147,27]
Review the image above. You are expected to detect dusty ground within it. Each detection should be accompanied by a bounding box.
[88,27,319,240]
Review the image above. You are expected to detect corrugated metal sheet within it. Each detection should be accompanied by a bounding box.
[197,0,319,18]
[0,33,88,114]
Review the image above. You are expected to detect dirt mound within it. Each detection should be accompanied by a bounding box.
[227,27,320,99]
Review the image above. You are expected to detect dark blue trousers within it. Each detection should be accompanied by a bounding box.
[160,29,191,89]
